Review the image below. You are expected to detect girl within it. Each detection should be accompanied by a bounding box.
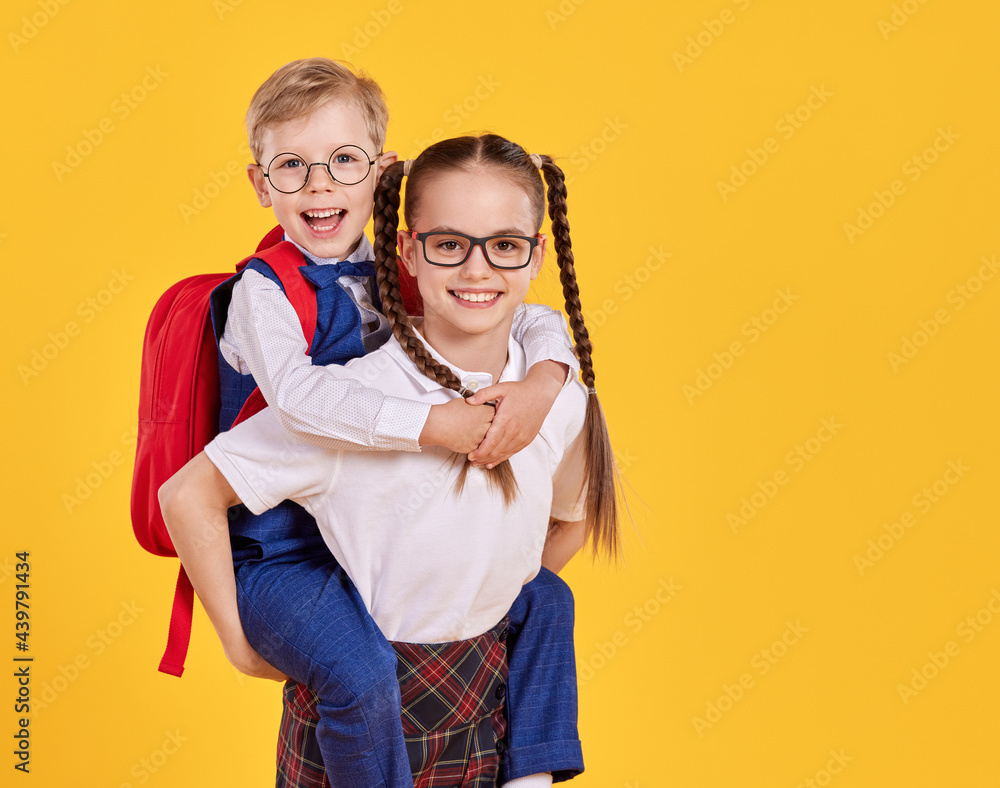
[161,133,620,787]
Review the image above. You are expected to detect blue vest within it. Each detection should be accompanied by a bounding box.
[210,254,380,557]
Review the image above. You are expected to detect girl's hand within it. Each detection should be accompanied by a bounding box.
[420,397,495,454]
[466,360,566,468]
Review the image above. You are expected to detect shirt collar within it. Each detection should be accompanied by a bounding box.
[286,234,375,266]
[382,324,526,396]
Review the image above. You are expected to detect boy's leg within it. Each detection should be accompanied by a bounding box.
[235,547,412,788]
[501,568,584,783]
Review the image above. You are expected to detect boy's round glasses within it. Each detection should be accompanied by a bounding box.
[257,145,381,193]
[410,231,541,270]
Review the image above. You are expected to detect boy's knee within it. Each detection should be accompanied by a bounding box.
[527,567,576,616]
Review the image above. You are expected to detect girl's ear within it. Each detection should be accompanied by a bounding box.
[398,229,418,277]
[529,233,546,280]
[247,164,272,208]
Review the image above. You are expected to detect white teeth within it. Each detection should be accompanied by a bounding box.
[453,291,499,303]
[304,208,343,218]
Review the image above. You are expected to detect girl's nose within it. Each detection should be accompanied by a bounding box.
[460,244,493,277]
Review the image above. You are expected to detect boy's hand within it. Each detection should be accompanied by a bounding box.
[223,637,288,682]
[420,397,495,454]
[466,360,567,468]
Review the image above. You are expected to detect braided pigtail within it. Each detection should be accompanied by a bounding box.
[540,155,621,561]
[373,159,518,505]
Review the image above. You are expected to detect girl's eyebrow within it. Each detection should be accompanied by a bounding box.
[428,225,532,236]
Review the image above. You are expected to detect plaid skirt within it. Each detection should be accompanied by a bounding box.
[276,618,509,788]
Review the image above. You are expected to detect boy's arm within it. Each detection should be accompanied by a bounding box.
[224,271,491,453]
[158,453,285,681]
[467,303,579,467]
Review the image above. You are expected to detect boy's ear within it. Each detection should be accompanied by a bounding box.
[247,164,272,208]
[397,229,417,277]
[376,150,399,180]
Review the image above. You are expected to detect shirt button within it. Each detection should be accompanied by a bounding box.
[497,627,508,643]
[494,683,506,700]
[466,380,479,391]
[496,738,506,754]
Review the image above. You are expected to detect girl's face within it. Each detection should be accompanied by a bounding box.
[398,167,545,349]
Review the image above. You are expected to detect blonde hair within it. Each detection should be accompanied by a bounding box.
[374,134,622,560]
[245,58,388,162]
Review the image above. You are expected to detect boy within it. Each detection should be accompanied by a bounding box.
[183,58,583,786]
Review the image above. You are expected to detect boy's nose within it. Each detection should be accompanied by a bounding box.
[307,163,339,191]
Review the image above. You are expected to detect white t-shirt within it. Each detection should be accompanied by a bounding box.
[206,332,588,644]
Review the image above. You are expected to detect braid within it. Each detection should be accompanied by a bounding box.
[373,159,518,505]
[374,161,457,388]
[540,157,595,389]
[540,156,621,561]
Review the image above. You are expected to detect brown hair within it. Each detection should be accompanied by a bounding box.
[245,58,388,163]
[373,134,621,560]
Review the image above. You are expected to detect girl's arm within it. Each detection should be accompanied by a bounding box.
[158,452,286,681]
[542,519,587,574]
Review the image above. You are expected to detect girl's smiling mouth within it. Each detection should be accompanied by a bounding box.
[450,290,501,305]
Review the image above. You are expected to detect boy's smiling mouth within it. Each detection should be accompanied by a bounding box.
[302,208,345,232]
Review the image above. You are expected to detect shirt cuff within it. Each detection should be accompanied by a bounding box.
[371,396,431,452]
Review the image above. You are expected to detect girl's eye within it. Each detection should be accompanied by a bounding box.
[490,238,524,255]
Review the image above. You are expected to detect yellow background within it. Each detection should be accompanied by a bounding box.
[4,0,1000,785]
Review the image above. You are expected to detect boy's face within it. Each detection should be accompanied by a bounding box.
[248,98,396,260]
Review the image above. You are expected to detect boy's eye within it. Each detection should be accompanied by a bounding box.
[277,157,305,170]
[333,153,357,165]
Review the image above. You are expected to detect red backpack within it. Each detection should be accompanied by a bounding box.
[131,226,317,677]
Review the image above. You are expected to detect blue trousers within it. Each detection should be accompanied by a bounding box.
[235,539,583,787]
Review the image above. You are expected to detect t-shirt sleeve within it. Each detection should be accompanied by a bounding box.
[204,408,335,516]
[510,303,580,385]
[219,269,429,452]
[549,384,589,522]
